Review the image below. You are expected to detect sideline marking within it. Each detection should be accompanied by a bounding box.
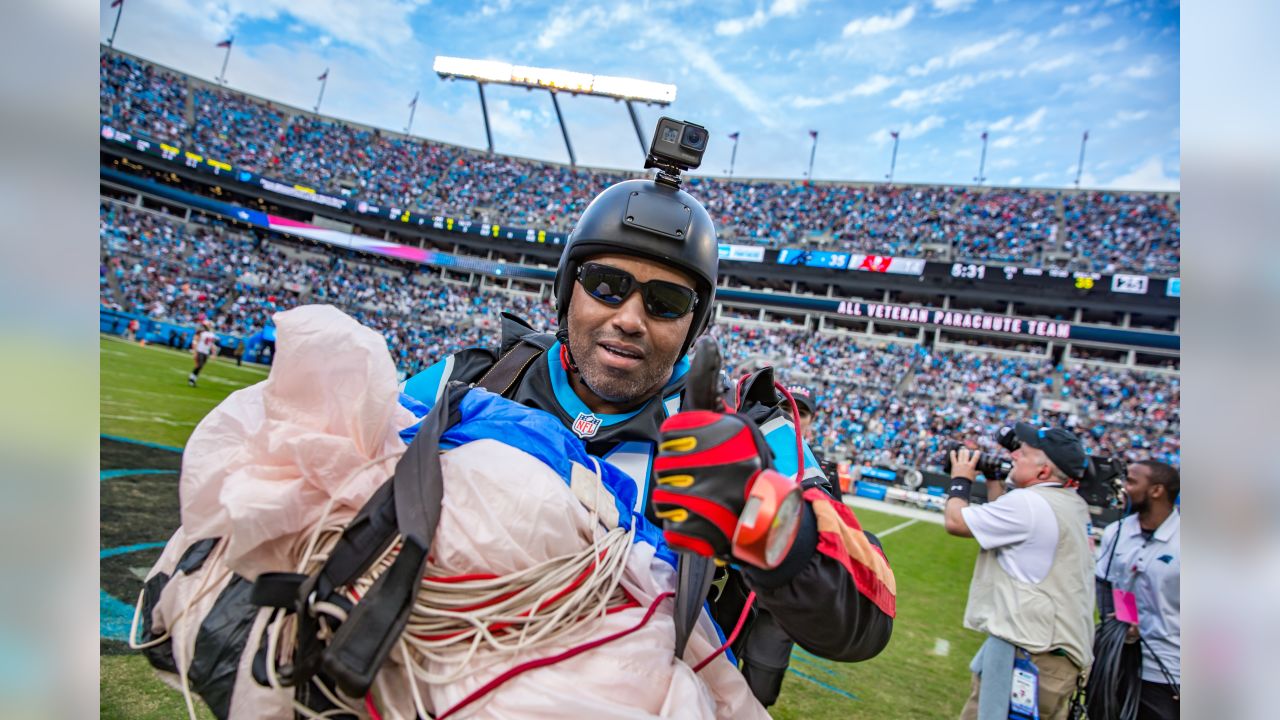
[100,468,177,482]
[790,653,839,678]
[100,433,183,453]
[787,668,860,701]
[101,541,167,560]
[101,589,139,642]
[100,541,168,641]
[877,518,920,538]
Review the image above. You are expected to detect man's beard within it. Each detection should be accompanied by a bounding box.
[570,329,673,406]
[1129,495,1150,515]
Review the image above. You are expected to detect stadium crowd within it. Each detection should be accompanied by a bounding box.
[98,200,1180,471]
[99,50,1180,274]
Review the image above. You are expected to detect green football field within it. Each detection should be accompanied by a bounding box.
[99,334,984,719]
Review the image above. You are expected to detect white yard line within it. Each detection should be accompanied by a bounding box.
[844,495,945,525]
[876,518,920,538]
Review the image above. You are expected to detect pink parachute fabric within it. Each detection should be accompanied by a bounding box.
[138,305,768,719]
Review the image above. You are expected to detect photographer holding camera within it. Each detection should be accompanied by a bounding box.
[942,423,1095,720]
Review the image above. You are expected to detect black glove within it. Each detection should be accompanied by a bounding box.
[651,409,771,558]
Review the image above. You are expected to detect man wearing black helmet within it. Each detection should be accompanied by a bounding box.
[401,177,895,704]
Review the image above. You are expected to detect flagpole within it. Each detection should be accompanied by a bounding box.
[728,133,739,178]
[806,131,818,180]
[315,70,328,113]
[1073,130,1089,189]
[108,0,124,48]
[406,92,419,135]
[975,131,988,185]
[886,131,899,184]
[217,39,233,85]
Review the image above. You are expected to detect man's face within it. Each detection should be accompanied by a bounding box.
[796,408,814,441]
[1008,445,1050,488]
[567,253,695,410]
[1123,463,1158,513]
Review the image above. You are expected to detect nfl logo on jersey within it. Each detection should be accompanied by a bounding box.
[572,412,602,438]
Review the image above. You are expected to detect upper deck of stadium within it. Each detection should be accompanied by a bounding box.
[100,47,1180,277]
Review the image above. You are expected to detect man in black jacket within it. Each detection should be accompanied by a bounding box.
[401,177,895,703]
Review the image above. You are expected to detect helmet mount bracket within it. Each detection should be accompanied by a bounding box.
[644,157,686,189]
[623,190,693,241]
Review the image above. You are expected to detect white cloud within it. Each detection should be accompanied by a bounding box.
[670,37,782,128]
[842,5,916,37]
[931,0,975,14]
[1100,37,1129,53]
[794,74,897,108]
[1020,54,1076,75]
[1108,156,1179,191]
[716,0,810,36]
[869,114,946,145]
[992,135,1018,149]
[1123,56,1159,78]
[1015,106,1048,132]
[1048,14,1113,40]
[968,114,1012,133]
[716,8,768,36]
[1064,4,1084,14]
[149,0,432,58]
[1107,109,1149,127]
[487,98,536,140]
[537,8,607,50]
[1087,72,1109,87]
[907,31,1018,76]
[888,69,1012,109]
[1087,14,1113,30]
[480,0,513,17]
[1009,176,1023,184]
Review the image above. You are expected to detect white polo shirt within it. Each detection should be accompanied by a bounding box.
[1096,510,1181,684]
[961,485,1061,584]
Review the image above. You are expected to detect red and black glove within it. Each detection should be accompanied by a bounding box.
[651,410,772,559]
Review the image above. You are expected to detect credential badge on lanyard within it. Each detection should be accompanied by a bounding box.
[1009,648,1039,719]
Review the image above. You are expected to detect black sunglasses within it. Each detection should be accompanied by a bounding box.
[576,262,699,319]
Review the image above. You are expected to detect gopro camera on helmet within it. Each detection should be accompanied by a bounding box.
[646,117,708,187]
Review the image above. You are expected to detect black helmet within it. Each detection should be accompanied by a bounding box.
[554,178,718,359]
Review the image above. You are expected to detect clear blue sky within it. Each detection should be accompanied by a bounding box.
[101,0,1179,190]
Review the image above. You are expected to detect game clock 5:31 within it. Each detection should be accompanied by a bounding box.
[950,262,986,279]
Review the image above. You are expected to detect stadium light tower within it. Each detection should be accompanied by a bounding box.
[433,56,676,165]
[974,131,989,185]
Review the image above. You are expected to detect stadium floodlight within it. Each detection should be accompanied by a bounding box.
[434,55,677,161]
[433,56,676,104]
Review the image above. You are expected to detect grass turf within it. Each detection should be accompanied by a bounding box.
[99,334,984,718]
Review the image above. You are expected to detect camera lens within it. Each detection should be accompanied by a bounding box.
[681,126,706,151]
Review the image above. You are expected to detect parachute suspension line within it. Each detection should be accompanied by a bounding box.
[261,453,638,713]
[296,450,406,574]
